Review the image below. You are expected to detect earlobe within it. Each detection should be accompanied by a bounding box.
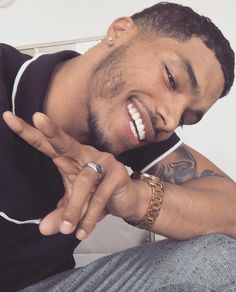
[105,17,137,46]
[106,36,114,46]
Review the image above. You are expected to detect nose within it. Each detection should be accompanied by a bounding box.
[155,101,184,133]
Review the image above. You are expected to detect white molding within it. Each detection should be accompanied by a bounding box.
[17,35,104,51]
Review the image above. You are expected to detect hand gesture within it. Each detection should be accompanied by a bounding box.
[3,112,146,240]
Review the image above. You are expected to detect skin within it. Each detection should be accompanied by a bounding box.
[3,112,236,241]
[146,144,236,239]
[149,145,225,184]
[85,36,224,155]
[43,17,224,154]
[3,17,236,240]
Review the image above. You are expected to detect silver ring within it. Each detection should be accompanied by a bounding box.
[84,162,105,182]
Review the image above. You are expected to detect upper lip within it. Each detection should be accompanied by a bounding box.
[129,97,156,143]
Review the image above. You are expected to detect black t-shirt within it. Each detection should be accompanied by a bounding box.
[0,44,180,290]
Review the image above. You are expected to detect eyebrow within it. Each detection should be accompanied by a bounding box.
[179,55,200,96]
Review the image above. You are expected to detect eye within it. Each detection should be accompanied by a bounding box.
[165,65,176,90]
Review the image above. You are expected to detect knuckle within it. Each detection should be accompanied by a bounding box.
[53,144,69,155]
[54,136,73,154]
[82,217,94,228]
[78,171,92,184]
[85,144,97,154]
[92,192,105,205]
[31,139,43,149]
[81,217,97,234]
[100,153,126,173]
[114,161,127,176]
[64,205,80,220]
[110,163,129,187]
[102,152,114,163]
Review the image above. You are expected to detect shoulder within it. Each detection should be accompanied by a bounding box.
[146,143,228,184]
[0,43,31,67]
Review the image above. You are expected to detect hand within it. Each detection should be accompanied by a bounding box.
[3,111,147,240]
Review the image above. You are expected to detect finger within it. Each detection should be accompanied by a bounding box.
[75,209,107,240]
[39,207,64,235]
[75,173,118,240]
[2,111,56,158]
[32,112,96,164]
[59,166,99,234]
[60,171,76,198]
[75,161,128,240]
[57,196,66,208]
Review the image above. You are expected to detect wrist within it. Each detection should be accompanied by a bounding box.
[125,172,165,230]
[124,178,152,222]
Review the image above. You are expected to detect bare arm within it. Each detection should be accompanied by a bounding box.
[3,111,236,240]
[143,143,236,239]
[148,144,226,183]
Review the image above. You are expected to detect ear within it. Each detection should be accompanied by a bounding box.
[105,17,138,46]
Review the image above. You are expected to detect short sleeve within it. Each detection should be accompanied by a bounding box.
[117,133,180,171]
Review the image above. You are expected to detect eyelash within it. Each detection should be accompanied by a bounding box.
[165,65,176,90]
[164,65,183,127]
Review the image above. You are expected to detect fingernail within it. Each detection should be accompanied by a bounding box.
[76,229,87,240]
[35,112,48,119]
[60,220,74,234]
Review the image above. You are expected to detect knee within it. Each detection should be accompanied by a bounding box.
[171,234,236,288]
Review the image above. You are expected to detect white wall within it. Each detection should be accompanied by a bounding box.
[0,0,235,179]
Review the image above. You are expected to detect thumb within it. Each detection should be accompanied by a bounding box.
[39,208,64,235]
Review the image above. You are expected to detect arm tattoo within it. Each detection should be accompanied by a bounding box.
[148,146,224,184]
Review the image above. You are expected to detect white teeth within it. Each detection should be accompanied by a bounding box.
[130,121,138,138]
[136,118,142,125]
[129,108,137,115]
[139,130,145,140]
[132,112,140,119]
[127,103,146,140]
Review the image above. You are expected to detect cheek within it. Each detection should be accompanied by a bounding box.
[91,99,118,124]
[99,102,125,133]
[91,66,127,99]
[127,66,159,88]
[97,78,126,99]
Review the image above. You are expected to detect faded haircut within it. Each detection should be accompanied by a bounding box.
[131,2,235,98]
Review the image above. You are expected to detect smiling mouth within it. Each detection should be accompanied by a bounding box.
[127,103,146,141]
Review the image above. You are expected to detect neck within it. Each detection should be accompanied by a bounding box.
[43,43,104,143]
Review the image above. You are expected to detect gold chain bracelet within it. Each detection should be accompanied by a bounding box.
[125,172,165,230]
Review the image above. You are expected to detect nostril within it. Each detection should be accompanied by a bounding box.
[156,104,182,132]
[155,106,178,132]
[159,113,167,126]
[157,113,178,132]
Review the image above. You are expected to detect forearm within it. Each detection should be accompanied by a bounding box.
[5,112,236,240]
[127,143,236,240]
[149,176,236,239]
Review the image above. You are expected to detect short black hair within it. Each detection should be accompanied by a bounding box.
[131,2,235,98]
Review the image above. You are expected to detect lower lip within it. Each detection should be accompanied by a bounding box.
[124,107,139,145]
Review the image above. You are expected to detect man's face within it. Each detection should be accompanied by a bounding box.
[87,36,224,155]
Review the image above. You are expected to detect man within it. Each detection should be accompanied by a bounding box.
[1,2,236,291]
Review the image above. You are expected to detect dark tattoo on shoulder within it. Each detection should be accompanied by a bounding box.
[201,169,224,178]
[148,146,224,184]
